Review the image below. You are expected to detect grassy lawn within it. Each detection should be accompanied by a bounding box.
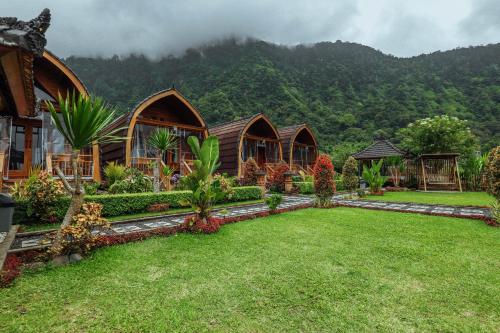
[366,191,494,207]
[1,208,499,332]
[19,199,264,233]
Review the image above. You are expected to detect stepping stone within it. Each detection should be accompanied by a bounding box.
[22,238,42,248]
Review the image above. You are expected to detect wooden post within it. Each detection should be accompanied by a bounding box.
[420,158,427,191]
[284,171,294,193]
[455,156,462,192]
[46,152,53,175]
[0,152,4,191]
[92,143,101,183]
[256,171,266,193]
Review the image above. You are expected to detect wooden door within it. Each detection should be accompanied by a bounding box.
[6,122,42,178]
[257,146,266,168]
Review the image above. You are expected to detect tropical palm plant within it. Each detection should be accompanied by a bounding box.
[183,135,224,221]
[147,128,178,192]
[45,92,124,249]
[362,159,388,194]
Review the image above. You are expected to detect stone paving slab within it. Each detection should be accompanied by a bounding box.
[10,195,314,252]
[332,198,491,219]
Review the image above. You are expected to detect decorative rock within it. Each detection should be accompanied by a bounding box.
[69,253,83,263]
[25,261,45,271]
[51,255,69,266]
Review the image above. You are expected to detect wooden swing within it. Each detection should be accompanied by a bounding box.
[419,153,462,192]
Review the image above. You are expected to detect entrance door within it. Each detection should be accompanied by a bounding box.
[257,146,266,168]
[7,123,43,178]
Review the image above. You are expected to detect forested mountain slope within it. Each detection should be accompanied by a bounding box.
[65,39,500,150]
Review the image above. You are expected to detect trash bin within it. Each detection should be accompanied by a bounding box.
[0,193,15,232]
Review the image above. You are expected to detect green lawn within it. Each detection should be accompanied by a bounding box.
[366,191,494,207]
[1,208,499,332]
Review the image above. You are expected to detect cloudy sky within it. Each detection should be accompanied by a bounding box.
[1,0,499,58]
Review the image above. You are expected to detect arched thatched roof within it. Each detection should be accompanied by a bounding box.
[278,124,318,163]
[101,88,208,166]
[210,113,282,176]
[35,50,88,99]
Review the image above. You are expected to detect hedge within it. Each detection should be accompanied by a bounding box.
[13,186,263,225]
[294,182,314,194]
[228,186,263,202]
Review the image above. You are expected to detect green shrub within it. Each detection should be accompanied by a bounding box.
[227,186,263,202]
[108,168,153,194]
[265,194,283,211]
[83,182,100,195]
[21,171,65,223]
[294,182,314,194]
[214,173,235,201]
[342,156,359,192]
[104,162,126,186]
[336,178,345,191]
[86,191,192,216]
[484,146,500,199]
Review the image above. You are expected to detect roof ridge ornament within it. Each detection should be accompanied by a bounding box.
[0,8,51,56]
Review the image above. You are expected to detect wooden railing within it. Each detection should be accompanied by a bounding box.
[49,154,94,178]
[131,157,195,176]
[291,163,314,175]
[131,157,156,176]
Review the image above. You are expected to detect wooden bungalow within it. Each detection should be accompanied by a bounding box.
[101,88,208,176]
[0,9,100,190]
[278,124,318,174]
[210,113,283,177]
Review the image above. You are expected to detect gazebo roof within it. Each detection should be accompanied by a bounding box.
[352,140,405,160]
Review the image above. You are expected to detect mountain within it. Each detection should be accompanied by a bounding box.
[65,39,500,151]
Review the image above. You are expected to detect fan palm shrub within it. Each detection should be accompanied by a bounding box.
[147,128,178,192]
[45,92,124,249]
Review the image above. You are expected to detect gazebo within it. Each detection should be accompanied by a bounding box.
[352,140,406,174]
[418,153,462,192]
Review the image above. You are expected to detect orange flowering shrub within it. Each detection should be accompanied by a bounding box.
[23,171,65,223]
[51,202,110,255]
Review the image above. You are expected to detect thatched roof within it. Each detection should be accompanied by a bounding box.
[352,140,404,160]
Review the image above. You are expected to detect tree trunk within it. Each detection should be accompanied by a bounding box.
[52,150,84,251]
[153,151,161,193]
